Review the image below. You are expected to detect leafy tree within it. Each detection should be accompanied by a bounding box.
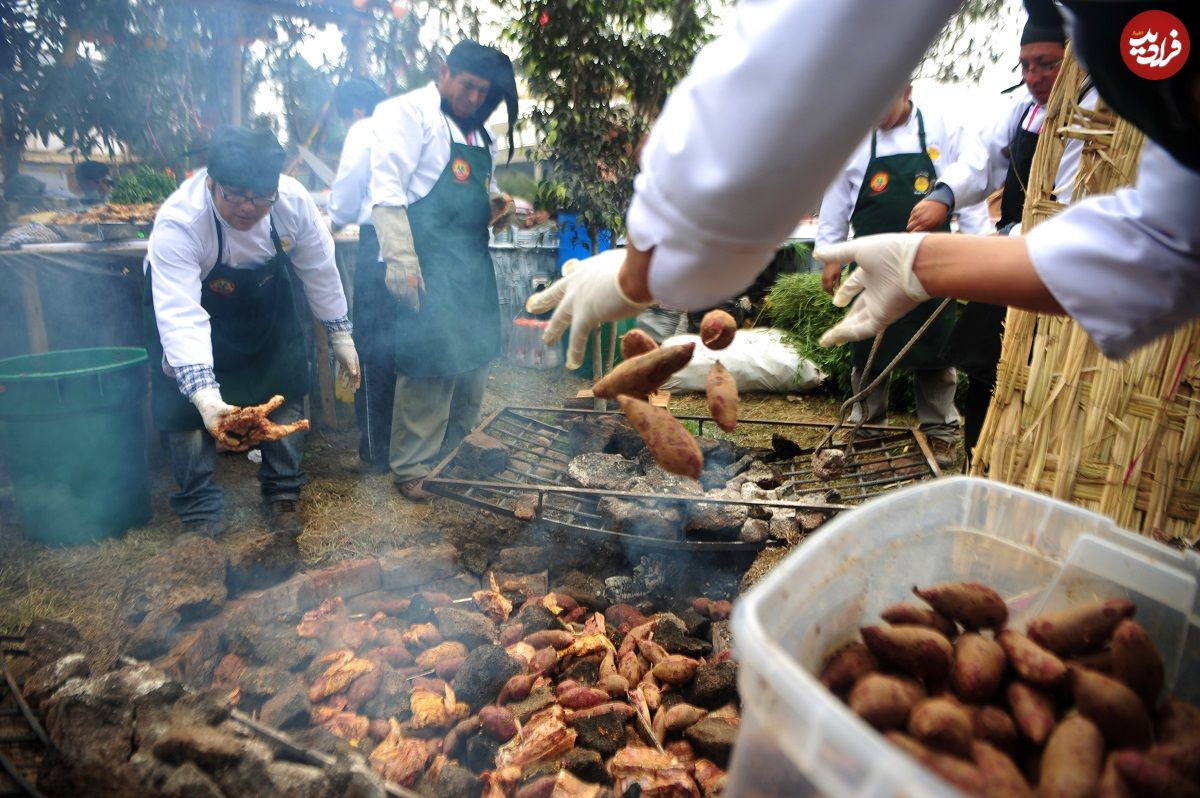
[919,0,1016,83]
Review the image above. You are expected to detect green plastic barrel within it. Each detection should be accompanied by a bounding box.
[570,319,638,379]
[0,347,151,545]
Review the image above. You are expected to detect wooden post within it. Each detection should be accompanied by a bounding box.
[590,328,605,412]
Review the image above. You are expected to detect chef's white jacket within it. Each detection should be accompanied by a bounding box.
[816,105,971,249]
[369,83,497,209]
[146,169,348,371]
[329,116,375,227]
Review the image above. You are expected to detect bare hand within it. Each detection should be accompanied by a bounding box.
[822,261,844,295]
[907,199,950,232]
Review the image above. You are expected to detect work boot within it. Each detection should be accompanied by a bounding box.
[396,479,434,503]
[181,517,227,538]
[266,499,304,537]
[928,438,962,471]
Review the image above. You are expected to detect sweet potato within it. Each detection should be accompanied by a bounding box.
[699,309,737,350]
[849,673,926,730]
[620,328,659,360]
[1073,667,1153,748]
[1149,742,1200,784]
[1098,753,1133,798]
[652,654,700,686]
[907,697,974,758]
[1007,681,1057,745]
[705,361,739,432]
[1026,598,1135,656]
[951,632,1007,702]
[617,395,704,478]
[819,641,879,694]
[1110,618,1164,709]
[884,732,986,795]
[881,602,958,638]
[860,624,955,684]
[1066,648,1113,674]
[997,629,1068,687]
[599,673,630,698]
[479,705,519,742]
[1159,699,1200,746]
[972,705,1020,751]
[972,741,1034,798]
[1039,713,1105,798]
[523,629,575,650]
[592,343,695,399]
[1113,750,1200,798]
[912,581,1008,630]
[663,703,708,731]
[497,673,536,704]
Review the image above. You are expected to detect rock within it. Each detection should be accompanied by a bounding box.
[260,679,313,731]
[161,761,225,798]
[363,670,411,719]
[225,530,298,593]
[696,437,738,469]
[684,715,738,767]
[567,453,640,490]
[23,618,84,668]
[636,465,704,496]
[121,535,227,625]
[251,631,320,673]
[512,602,558,634]
[435,606,498,649]
[236,665,292,709]
[152,724,244,770]
[811,447,846,480]
[267,761,331,798]
[434,761,481,798]
[452,645,522,710]
[125,749,176,795]
[559,746,608,785]
[126,608,182,660]
[675,608,711,641]
[597,496,682,540]
[379,545,460,591]
[466,733,501,774]
[552,571,606,610]
[497,546,548,574]
[740,518,770,543]
[23,652,90,709]
[560,657,599,686]
[455,431,509,477]
[175,687,234,726]
[796,493,831,532]
[505,684,556,722]
[572,710,626,757]
[211,734,276,797]
[684,660,738,709]
[39,675,137,798]
[653,616,711,659]
[685,500,748,537]
[568,414,642,458]
[326,756,388,798]
[769,509,803,544]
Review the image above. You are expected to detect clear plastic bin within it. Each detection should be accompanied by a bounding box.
[728,476,1200,798]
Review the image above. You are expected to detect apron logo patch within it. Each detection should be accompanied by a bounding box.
[868,171,889,194]
[913,174,931,194]
[926,145,940,161]
[208,278,236,296]
[451,158,471,182]
[279,238,293,252]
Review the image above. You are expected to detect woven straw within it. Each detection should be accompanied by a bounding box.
[971,47,1200,545]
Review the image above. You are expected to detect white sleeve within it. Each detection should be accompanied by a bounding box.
[286,190,350,322]
[147,218,212,369]
[937,102,1019,210]
[815,160,856,249]
[329,120,372,226]
[369,98,423,209]
[626,0,961,310]
[1027,141,1200,359]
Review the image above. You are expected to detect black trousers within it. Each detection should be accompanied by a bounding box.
[963,377,993,470]
[351,225,397,469]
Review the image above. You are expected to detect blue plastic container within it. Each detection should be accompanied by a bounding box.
[556,213,613,272]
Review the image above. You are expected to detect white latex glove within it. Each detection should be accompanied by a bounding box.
[816,233,930,348]
[190,387,239,447]
[525,248,652,370]
[330,330,361,391]
[373,205,424,311]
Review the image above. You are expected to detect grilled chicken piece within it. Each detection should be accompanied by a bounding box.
[495,707,577,774]
[474,572,514,623]
[296,597,347,638]
[308,653,375,702]
[369,719,429,787]
[324,711,370,744]
[410,684,470,729]
[215,394,310,452]
[609,746,700,797]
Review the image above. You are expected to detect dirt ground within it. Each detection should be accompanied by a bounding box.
[0,361,867,655]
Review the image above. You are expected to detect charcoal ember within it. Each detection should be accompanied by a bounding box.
[433,761,480,798]
[452,645,522,710]
[436,606,499,649]
[120,535,227,625]
[685,497,748,536]
[740,518,770,544]
[604,576,639,605]
[568,452,641,490]
[653,616,712,659]
[236,665,292,708]
[632,555,670,596]
[466,733,502,774]
[685,661,738,709]
[363,670,412,719]
[561,657,601,686]
[770,433,803,460]
[507,684,557,722]
[455,431,509,477]
[260,679,310,730]
[597,496,682,540]
[812,447,846,481]
[513,602,559,634]
[685,715,738,767]
[769,509,803,544]
[570,709,627,757]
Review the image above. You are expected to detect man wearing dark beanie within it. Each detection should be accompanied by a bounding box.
[145,125,360,542]
[367,40,518,502]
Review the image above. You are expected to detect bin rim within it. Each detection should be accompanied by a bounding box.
[0,347,149,381]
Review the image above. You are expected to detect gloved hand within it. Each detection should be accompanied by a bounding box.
[330,330,361,391]
[373,205,423,311]
[190,387,240,448]
[525,248,652,370]
[816,233,930,347]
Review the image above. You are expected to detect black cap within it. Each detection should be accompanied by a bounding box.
[447,40,519,163]
[335,77,386,119]
[206,125,286,196]
[1022,0,1067,44]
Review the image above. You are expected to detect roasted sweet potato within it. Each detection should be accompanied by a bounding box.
[885,732,986,795]
[1073,667,1153,748]
[972,741,1034,798]
[705,361,739,433]
[1007,681,1057,745]
[907,697,973,758]
[1039,713,1105,798]
[849,673,926,730]
[617,395,704,479]
[479,705,519,742]
[880,602,958,638]
[1110,618,1164,709]
[997,629,1068,687]
[592,343,695,399]
[1026,598,1135,656]
[972,705,1020,751]
[819,641,880,694]
[699,309,737,350]
[620,328,659,360]
[860,624,955,684]
[1113,750,1200,798]
[912,581,1008,630]
[951,632,1006,702]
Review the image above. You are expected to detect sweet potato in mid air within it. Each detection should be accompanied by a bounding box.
[592,343,695,399]
[705,361,739,433]
[699,309,737,350]
[620,328,659,360]
[617,395,704,479]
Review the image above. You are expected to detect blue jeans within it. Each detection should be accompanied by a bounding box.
[167,398,308,523]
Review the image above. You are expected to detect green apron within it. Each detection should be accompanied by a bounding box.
[848,109,954,370]
[394,121,500,377]
[144,213,310,432]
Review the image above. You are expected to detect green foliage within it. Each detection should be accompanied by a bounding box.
[767,272,853,395]
[919,0,1014,83]
[502,0,716,250]
[495,170,539,202]
[110,166,177,204]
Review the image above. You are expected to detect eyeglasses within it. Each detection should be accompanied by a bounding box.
[1019,58,1063,77]
[217,183,277,209]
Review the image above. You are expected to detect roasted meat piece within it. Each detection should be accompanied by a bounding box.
[474,572,514,623]
[369,718,429,787]
[609,746,699,797]
[495,707,576,774]
[216,394,311,452]
[410,684,471,729]
[308,652,375,702]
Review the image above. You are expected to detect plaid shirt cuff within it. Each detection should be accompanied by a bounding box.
[322,315,353,334]
[175,364,219,398]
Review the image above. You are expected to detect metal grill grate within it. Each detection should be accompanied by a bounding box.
[425,406,939,551]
